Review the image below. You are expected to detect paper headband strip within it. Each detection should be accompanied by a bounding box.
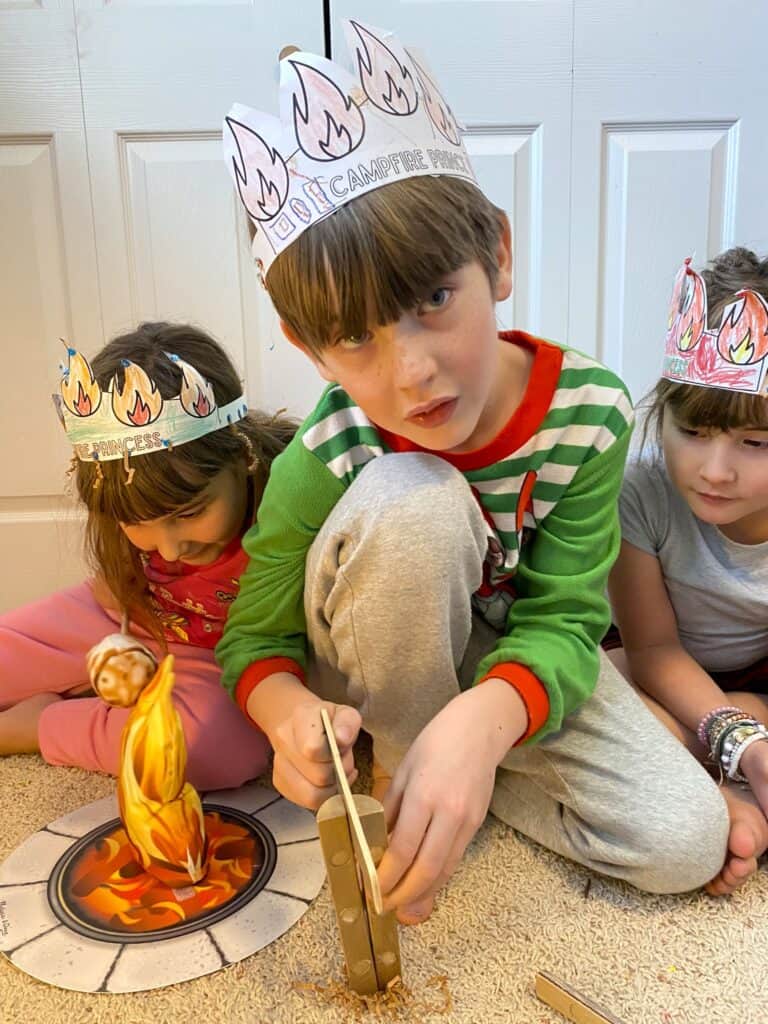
[662,258,768,396]
[223,19,479,276]
[55,347,248,462]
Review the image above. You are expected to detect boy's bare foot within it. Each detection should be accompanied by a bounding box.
[705,784,768,896]
[0,693,62,755]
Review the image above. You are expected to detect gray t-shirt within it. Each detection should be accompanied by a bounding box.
[618,459,768,671]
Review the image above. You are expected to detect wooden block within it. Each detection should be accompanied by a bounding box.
[354,794,401,989]
[317,795,378,995]
[535,972,626,1024]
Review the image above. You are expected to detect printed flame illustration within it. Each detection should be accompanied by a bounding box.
[112,362,163,428]
[717,290,768,365]
[351,21,418,116]
[176,358,215,418]
[226,117,289,222]
[64,812,262,935]
[408,53,461,146]
[117,655,209,887]
[61,349,102,418]
[291,60,365,161]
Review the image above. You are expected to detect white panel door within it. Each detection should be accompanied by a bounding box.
[330,0,574,343]
[570,1,768,403]
[0,0,102,611]
[75,0,325,418]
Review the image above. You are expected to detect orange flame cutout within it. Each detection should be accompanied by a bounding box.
[675,270,706,352]
[61,349,102,418]
[117,655,209,887]
[112,362,163,427]
[717,291,768,365]
[351,21,418,116]
[176,358,215,418]
[291,60,365,161]
[226,118,289,222]
[409,53,461,146]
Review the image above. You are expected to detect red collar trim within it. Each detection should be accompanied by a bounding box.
[377,332,564,469]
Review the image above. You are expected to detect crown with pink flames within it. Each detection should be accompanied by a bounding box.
[223,19,479,276]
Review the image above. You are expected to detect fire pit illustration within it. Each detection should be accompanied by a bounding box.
[0,656,325,993]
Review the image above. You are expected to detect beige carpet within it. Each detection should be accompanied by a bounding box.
[2,745,766,1024]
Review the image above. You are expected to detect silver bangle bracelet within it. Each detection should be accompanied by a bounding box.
[727,728,768,783]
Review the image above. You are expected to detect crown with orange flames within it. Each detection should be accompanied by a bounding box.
[54,347,248,463]
[663,257,768,395]
[223,19,479,276]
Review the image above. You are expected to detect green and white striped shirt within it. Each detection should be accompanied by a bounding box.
[218,332,633,743]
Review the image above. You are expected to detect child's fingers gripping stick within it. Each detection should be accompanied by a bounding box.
[292,700,362,784]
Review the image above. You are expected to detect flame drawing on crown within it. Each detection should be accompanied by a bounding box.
[169,354,216,418]
[291,60,366,161]
[663,258,768,394]
[226,117,289,222]
[408,51,461,146]
[113,361,164,427]
[351,20,418,116]
[61,348,102,418]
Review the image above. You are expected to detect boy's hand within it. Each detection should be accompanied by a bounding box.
[246,672,362,810]
[377,679,528,923]
[271,699,362,809]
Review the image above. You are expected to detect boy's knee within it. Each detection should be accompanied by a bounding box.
[349,453,485,551]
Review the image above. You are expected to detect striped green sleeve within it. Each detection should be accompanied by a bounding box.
[474,420,632,742]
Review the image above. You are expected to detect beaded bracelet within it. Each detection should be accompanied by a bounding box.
[697,705,744,749]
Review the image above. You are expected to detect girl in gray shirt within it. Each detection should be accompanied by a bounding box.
[609,247,768,900]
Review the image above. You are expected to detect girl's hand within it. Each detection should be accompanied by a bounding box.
[270,699,362,810]
[377,679,528,921]
[738,740,768,821]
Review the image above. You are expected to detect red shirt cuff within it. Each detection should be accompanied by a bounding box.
[234,657,306,719]
[477,663,550,743]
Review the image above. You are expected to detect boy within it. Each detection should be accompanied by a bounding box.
[218,20,729,922]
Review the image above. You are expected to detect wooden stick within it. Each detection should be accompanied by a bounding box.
[535,972,626,1024]
[320,708,383,914]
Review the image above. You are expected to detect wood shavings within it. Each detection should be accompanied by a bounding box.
[293,973,452,1019]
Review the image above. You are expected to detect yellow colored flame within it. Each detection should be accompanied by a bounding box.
[678,323,694,351]
[117,655,208,886]
[729,328,754,364]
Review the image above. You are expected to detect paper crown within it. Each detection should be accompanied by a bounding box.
[223,19,479,276]
[54,347,248,463]
[662,258,768,396]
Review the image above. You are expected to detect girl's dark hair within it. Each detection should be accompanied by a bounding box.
[644,247,768,446]
[264,176,506,354]
[72,322,296,639]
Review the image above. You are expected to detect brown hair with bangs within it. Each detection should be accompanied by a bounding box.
[645,247,768,446]
[264,176,506,354]
[72,322,296,641]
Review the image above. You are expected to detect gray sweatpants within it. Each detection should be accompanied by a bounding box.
[305,453,729,894]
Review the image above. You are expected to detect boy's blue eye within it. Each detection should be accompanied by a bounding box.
[742,437,768,449]
[418,287,452,314]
